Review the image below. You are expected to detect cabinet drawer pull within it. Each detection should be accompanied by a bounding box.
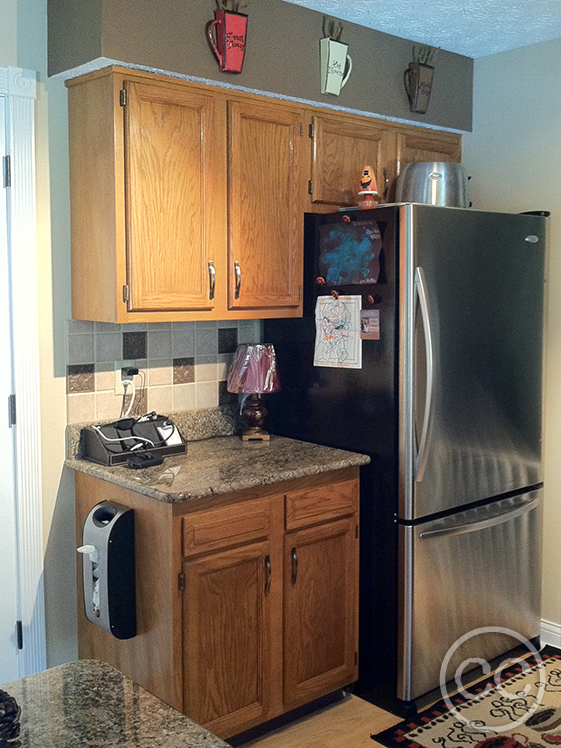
[208,260,216,300]
[264,554,272,595]
[234,261,241,299]
[291,547,298,585]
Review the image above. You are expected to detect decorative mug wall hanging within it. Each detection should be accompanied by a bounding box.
[320,17,352,96]
[207,1,248,73]
[404,45,439,114]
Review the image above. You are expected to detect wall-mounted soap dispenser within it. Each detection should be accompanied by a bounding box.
[78,500,136,639]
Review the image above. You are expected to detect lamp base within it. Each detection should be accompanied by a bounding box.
[242,430,270,442]
[240,393,270,441]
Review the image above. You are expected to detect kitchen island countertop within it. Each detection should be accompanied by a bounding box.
[1,659,229,748]
[65,434,370,504]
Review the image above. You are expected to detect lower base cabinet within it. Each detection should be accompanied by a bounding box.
[75,468,359,738]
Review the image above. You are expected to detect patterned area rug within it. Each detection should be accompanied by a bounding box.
[373,653,561,748]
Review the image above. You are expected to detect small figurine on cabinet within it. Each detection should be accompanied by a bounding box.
[358,165,378,210]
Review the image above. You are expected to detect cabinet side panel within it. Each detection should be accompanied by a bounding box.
[75,473,180,709]
[67,74,120,321]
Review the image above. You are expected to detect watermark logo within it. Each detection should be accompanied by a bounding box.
[439,626,545,733]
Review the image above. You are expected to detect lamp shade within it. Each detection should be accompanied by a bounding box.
[227,344,280,394]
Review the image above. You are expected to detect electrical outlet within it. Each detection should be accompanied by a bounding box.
[114,360,137,395]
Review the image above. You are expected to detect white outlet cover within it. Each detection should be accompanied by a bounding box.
[114,360,137,395]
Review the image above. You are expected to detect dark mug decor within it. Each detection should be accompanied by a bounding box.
[207,8,248,73]
[404,45,438,114]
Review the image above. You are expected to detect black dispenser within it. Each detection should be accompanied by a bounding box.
[78,501,136,639]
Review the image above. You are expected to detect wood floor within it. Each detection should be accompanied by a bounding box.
[244,695,401,748]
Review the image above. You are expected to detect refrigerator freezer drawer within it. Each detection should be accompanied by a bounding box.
[397,489,543,702]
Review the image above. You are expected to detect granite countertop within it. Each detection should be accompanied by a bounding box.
[1,659,228,748]
[66,434,370,504]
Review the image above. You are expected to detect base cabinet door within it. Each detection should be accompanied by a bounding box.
[283,517,359,709]
[182,541,273,737]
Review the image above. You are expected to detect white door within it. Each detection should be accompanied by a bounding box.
[0,94,20,684]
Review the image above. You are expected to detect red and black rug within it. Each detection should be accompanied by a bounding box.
[372,652,561,748]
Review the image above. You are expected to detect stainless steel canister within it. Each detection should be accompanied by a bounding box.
[395,162,468,208]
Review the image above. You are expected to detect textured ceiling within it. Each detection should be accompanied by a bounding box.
[283,0,561,58]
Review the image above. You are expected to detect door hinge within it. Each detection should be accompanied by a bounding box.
[298,285,302,300]
[122,284,130,303]
[8,394,16,427]
[309,123,315,138]
[3,155,11,188]
[16,620,23,650]
[300,122,303,137]
[178,572,186,591]
[308,180,314,195]
[119,89,127,107]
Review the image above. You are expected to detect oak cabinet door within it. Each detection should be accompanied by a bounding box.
[124,80,223,312]
[227,100,303,311]
[283,517,359,709]
[183,541,272,736]
[396,129,462,172]
[310,114,391,207]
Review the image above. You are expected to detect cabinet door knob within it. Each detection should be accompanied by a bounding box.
[383,167,389,201]
[234,261,241,299]
[291,547,298,585]
[208,260,216,301]
[264,554,272,595]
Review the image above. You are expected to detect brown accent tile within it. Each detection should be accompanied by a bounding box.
[173,357,195,384]
[218,327,238,354]
[67,364,95,394]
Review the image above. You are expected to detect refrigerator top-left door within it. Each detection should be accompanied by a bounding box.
[399,205,546,521]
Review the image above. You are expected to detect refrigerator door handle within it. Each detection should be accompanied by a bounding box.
[418,497,540,540]
[414,266,434,483]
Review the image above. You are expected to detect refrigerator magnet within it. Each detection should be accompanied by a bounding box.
[360,309,380,340]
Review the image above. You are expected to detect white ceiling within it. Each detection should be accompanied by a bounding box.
[283,0,561,58]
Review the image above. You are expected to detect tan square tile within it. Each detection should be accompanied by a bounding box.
[195,381,218,409]
[148,386,173,414]
[172,383,196,411]
[67,393,96,424]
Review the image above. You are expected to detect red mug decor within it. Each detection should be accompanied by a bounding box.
[207,9,248,73]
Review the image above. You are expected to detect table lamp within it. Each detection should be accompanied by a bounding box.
[227,344,280,441]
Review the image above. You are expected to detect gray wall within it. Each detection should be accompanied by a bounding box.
[48,0,473,131]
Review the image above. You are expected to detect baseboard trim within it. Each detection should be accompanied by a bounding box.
[541,619,561,649]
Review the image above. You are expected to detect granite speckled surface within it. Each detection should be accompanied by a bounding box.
[1,659,228,748]
[66,435,370,504]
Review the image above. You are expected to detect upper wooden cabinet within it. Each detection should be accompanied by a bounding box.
[67,66,461,322]
[228,100,303,311]
[396,127,462,172]
[123,80,221,313]
[308,113,391,207]
[67,67,303,323]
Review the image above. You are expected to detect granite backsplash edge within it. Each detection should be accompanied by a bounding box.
[66,405,242,459]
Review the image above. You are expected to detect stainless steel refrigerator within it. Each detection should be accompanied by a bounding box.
[264,204,546,710]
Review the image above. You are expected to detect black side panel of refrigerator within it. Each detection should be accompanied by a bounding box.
[264,207,400,706]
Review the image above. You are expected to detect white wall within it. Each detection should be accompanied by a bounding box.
[463,38,561,628]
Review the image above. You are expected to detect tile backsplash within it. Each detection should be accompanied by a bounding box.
[66,319,261,424]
